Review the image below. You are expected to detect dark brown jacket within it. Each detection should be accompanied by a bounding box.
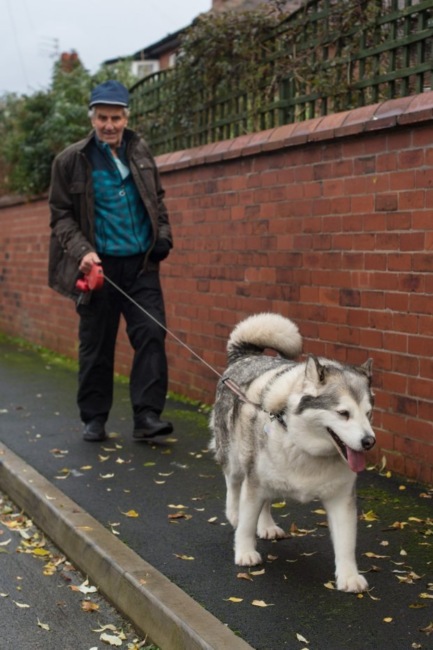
[48,128,172,299]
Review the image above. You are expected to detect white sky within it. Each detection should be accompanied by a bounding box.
[1,0,212,96]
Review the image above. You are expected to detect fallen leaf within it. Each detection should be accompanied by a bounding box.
[71,579,97,594]
[225,596,243,603]
[419,593,433,600]
[174,554,194,560]
[168,512,192,520]
[37,619,50,631]
[252,599,274,607]
[81,600,100,612]
[13,601,30,608]
[383,617,393,623]
[100,632,122,646]
[32,548,50,557]
[272,501,286,509]
[237,573,253,581]
[121,510,139,518]
[360,510,379,522]
[420,622,433,635]
[93,624,118,633]
[296,632,309,643]
[324,581,335,590]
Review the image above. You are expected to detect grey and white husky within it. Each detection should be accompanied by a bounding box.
[210,313,375,593]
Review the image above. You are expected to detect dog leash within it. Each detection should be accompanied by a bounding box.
[76,264,286,426]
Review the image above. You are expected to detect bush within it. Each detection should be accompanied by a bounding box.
[0,55,135,196]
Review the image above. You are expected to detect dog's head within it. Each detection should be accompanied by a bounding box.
[290,356,375,472]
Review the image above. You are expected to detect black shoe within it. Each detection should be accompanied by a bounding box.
[133,412,173,440]
[83,418,107,442]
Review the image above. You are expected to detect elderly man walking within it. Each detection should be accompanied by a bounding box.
[48,80,173,442]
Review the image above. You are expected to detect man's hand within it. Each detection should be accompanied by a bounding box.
[79,251,101,275]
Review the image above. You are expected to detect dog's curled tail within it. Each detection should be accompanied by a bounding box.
[227,313,302,364]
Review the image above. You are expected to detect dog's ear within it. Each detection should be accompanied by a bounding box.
[304,355,329,386]
[359,358,373,379]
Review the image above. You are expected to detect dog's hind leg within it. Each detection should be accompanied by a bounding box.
[225,471,242,529]
[257,500,286,539]
[234,478,264,566]
[323,491,368,593]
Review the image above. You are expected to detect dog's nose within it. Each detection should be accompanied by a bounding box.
[362,435,375,450]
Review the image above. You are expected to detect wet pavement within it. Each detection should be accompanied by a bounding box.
[0,338,432,649]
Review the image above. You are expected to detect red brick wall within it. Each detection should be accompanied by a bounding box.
[1,93,432,484]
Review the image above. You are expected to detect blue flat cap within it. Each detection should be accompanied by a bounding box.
[89,80,129,107]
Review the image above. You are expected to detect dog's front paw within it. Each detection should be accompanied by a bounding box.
[257,524,286,540]
[336,572,368,593]
[235,550,263,566]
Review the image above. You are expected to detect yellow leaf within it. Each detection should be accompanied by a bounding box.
[237,572,253,581]
[296,633,309,643]
[312,509,326,515]
[324,581,335,590]
[32,548,50,557]
[168,504,188,509]
[363,552,389,559]
[272,501,286,509]
[143,462,156,467]
[226,596,243,603]
[13,601,30,608]
[121,510,139,518]
[252,599,274,607]
[250,568,265,576]
[80,465,92,470]
[419,593,433,599]
[174,554,194,560]
[383,617,393,623]
[360,510,379,522]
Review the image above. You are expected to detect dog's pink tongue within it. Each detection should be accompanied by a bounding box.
[347,448,366,473]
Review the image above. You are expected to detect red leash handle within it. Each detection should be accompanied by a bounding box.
[76,264,104,292]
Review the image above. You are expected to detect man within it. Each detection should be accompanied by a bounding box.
[48,80,173,442]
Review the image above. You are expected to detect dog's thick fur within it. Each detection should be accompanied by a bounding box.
[210,313,375,593]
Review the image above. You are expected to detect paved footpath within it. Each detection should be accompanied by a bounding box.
[0,339,432,650]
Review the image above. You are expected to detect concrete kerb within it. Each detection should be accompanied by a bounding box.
[0,442,254,650]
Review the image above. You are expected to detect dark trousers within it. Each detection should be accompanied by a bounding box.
[76,255,168,425]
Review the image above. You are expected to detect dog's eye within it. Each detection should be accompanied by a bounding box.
[337,410,350,420]
[366,410,373,421]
